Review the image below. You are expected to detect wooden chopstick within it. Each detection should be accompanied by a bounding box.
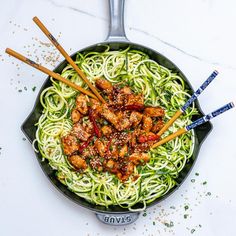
[157,70,219,137]
[5,48,98,100]
[152,102,234,149]
[157,110,182,137]
[32,16,106,104]
[153,128,186,148]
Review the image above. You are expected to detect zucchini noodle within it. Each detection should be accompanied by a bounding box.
[35,47,198,210]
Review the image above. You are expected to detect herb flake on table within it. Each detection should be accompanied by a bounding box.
[32,86,36,92]
[184,214,188,219]
[163,221,174,228]
[184,205,189,211]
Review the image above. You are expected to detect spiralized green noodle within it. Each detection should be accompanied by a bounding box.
[35,47,198,210]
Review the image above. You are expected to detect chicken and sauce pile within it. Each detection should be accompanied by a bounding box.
[61,78,165,181]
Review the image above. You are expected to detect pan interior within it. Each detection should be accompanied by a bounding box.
[22,41,212,213]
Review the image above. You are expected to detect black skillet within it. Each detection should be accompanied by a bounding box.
[22,0,212,225]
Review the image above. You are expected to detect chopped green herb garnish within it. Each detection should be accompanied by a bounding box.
[191,179,195,183]
[18,89,22,92]
[143,212,147,217]
[195,172,199,176]
[184,205,189,211]
[164,221,174,228]
[206,192,211,196]
[103,120,108,125]
[153,221,156,225]
[123,129,130,133]
[184,214,188,219]
[202,181,207,185]
[32,86,36,92]
[191,229,195,234]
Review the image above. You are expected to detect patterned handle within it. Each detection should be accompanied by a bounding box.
[95,212,140,225]
[181,70,219,112]
[186,102,234,131]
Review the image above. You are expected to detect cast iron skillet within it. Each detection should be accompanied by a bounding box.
[22,0,212,225]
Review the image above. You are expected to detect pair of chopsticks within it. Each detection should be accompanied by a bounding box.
[152,71,234,148]
[5,17,106,103]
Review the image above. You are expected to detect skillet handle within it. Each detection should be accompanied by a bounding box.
[106,0,128,42]
[95,212,139,225]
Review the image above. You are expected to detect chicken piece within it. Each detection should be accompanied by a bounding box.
[106,159,115,169]
[101,125,112,137]
[115,111,131,131]
[114,92,126,106]
[144,107,165,117]
[100,105,119,128]
[142,115,153,132]
[120,162,134,182]
[112,86,132,105]
[112,132,130,146]
[68,155,87,170]
[105,160,120,174]
[95,78,113,93]
[126,93,144,106]
[134,143,150,153]
[61,134,80,156]
[82,145,97,158]
[94,139,106,157]
[129,128,142,147]
[152,119,164,133]
[119,145,128,158]
[89,156,103,171]
[90,98,102,113]
[71,123,91,141]
[110,145,119,159]
[120,86,132,95]
[130,111,143,126]
[76,94,89,115]
[129,153,150,165]
[83,120,94,135]
[130,131,137,147]
[71,109,81,123]
[97,166,103,172]
[118,117,131,131]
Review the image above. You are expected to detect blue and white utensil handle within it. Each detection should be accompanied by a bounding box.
[157,70,219,136]
[153,102,234,148]
[186,102,234,131]
[181,70,218,112]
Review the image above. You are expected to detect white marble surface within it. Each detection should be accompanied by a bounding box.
[0,0,236,235]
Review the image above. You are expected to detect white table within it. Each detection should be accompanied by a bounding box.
[0,0,235,235]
